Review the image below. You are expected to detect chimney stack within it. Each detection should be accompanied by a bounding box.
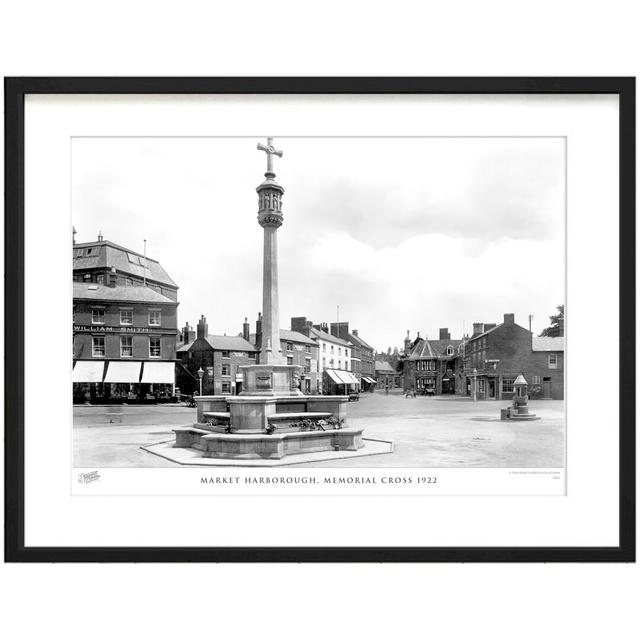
[98,231,103,242]
[330,322,349,340]
[439,328,451,340]
[291,316,307,333]
[182,322,195,344]
[242,317,250,341]
[352,329,359,337]
[196,315,208,339]
[503,313,515,325]
[472,322,484,336]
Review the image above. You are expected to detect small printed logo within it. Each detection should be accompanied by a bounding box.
[77,470,101,484]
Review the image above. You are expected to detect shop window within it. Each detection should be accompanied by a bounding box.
[92,336,105,357]
[548,354,558,369]
[148,310,161,326]
[91,308,105,324]
[502,378,515,393]
[120,310,133,325]
[149,337,161,358]
[120,336,133,358]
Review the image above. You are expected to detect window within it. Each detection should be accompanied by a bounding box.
[338,360,342,369]
[330,345,334,354]
[149,337,161,358]
[345,349,349,358]
[96,274,105,285]
[148,310,161,326]
[548,354,558,369]
[125,278,133,287]
[92,336,105,357]
[91,308,105,324]
[120,336,133,358]
[338,347,342,355]
[322,357,326,368]
[330,359,334,367]
[221,365,230,376]
[287,356,294,366]
[305,345,311,354]
[222,382,231,394]
[120,309,133,325]
[322,343,326,352]
[248,352,256,359]
[502,378,515,393]
[221,350,230,359]
[304,358,311,373]
[345,361,349,371]
[532,375,541,384]
[446,346,454,356]
[286,342,293,352]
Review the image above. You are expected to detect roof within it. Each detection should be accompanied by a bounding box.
[405,337,462,359]
[306,326,351,347]
[278,329,317,346]
[532,336,565,351]
[375,361,397,373]
[73,240,177,288]
[73,282,176,304]
[205,335,258,351]
[347,332,374,351]
[468,323,502,342]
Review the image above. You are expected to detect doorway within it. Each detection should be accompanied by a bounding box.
[487,379,496,399]
[542,377,552,399]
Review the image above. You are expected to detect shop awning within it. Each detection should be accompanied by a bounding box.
[104,361,142,384]
[362,376,376,384]
[72,360,105,383]
[141,361,175,384]
[326,369,343,384]
[327,369,358,385]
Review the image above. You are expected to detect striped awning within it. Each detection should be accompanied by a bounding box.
[104,361,142,383]
[326,369,358,385]
[141,361,175,384]
[72,360,105,383]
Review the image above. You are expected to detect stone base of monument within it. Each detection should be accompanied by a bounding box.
[154,393,394,465]
[500,405,540,421]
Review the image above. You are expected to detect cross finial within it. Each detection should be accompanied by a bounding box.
[257,137,283,175]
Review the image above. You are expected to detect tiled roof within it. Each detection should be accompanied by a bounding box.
[73,240,177,288]
[204,335,258,351]
[73,282,176,304]
[348,332,374,351]
[405,337,462,359]
[307,326,351,347]
[279,329,317,346]
[375,361,397,373]
[532,336,565,351]
[468,323,502,342]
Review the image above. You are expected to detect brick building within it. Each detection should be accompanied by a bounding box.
[72,236,179,403]
[328,322,377,392]
[458,313,564,400]
[401,328,463,394]
[290,317,358,394]
[176,316,257,396]
[374,360,401,389]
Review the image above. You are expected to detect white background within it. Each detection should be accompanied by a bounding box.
[1,2,638,640]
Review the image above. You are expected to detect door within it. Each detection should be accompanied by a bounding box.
[542,377,552,399]
[487,379,496,399]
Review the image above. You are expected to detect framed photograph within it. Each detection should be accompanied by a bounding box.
[5,77,635,562]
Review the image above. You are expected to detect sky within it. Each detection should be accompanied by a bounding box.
[72,136,565,352]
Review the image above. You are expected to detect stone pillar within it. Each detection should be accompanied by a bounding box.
[261,223,283,364]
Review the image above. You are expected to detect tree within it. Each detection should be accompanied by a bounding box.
[539,304,564,337]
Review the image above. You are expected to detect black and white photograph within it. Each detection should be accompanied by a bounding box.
[71,134,566,471]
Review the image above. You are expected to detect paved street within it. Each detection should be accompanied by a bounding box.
[74,391,565,468]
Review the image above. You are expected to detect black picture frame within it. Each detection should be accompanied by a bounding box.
[4,77,635,563]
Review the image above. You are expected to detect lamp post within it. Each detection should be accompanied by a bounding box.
[197,367,204,397]
[472,368,478,402]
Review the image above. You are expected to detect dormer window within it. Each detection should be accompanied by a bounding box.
[446,346,454,356]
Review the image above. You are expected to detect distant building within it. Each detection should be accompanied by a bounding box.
[401,328,462,394]
[176,316,257,395]
[328,322,377,392]
[374,360,400,389]
[72,235,179,404]
[291,317,358,394]
[459,313,564,400]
